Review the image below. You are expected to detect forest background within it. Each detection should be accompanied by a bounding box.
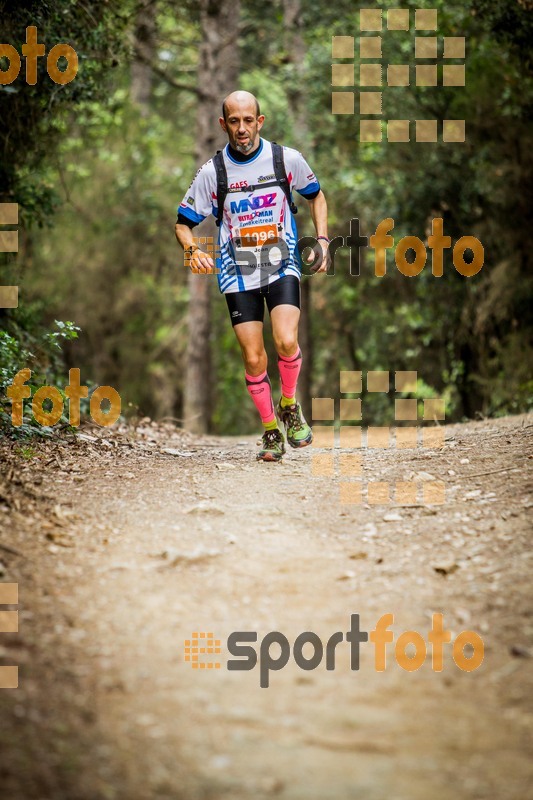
[1,0,531,436]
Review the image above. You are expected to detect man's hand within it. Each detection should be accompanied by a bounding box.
[304,238,330,273]
[313,238,330,273]
[188,248,215,274]
[175,223,215,274]
[305,190,330,273]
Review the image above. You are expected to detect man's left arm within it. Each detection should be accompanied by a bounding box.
[287,147,330,273]
[306,190,330,273]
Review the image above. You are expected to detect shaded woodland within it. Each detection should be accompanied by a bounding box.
[1,0,532,435]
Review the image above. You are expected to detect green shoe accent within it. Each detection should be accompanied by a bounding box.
[263,418,279,431]
[257,428,286,462]
[276,399,313,448]
[280,395,296,408]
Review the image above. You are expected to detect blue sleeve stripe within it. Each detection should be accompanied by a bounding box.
[178,206,206,224]
[296,180,321,198]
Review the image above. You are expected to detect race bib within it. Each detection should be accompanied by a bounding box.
[234,223,281,249]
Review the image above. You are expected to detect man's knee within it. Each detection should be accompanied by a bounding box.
[275,336,299,358]
[244,350,267,374]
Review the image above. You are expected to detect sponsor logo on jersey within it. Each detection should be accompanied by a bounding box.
[230,193,277,214]
[237,209,274,223]
[307,173,316,180]
[258,173,275,183]
[187,196,194,205]
[229,180,249,190]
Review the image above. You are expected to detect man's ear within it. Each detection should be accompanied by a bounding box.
[219,116,227,132]
[257,114,265,131]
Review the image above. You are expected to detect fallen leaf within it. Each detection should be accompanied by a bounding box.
[433,562,459,576]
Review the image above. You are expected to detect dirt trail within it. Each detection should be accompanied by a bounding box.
[0,414,532,800]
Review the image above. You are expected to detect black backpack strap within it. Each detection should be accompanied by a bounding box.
[272,142,298,216]
[213,150,227,227]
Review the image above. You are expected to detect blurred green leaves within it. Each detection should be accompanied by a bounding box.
[1,0,531,435]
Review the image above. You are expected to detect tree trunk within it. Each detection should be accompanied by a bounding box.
[131,0,157,116]
[183,0,240,433]
[282,0,313,422]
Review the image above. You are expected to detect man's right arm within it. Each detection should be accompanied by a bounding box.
[175,161,216,274]
[175,221,215,274]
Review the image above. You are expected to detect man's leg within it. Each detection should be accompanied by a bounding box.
[233,320,274,426]
[270,304,302,407]
[268,279,313,448]
[232,321,285,461]
[226,286,285,461]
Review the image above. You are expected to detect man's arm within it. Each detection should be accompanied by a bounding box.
[306,190,330,273]
[175,222,215,274]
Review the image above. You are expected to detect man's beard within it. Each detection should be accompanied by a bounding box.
[234,135,256,153]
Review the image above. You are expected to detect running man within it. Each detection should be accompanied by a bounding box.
[175,90,329,462]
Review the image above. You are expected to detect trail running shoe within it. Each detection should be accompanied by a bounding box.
[257,428,286,462]
[277,399,313,448]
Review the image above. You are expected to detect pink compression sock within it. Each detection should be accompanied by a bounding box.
[245,370,276,423]
[278,348,302,401]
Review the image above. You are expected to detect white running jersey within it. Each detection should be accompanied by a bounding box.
[177,138,320,293]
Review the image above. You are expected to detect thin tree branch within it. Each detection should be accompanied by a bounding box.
[150,62,204,97]
[0,542,24,557]
[55,159,97,224]
[134,50,205,97]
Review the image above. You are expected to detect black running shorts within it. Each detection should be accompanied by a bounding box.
[225,275,301,327]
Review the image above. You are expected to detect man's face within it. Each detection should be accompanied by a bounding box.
[219,102,265,154]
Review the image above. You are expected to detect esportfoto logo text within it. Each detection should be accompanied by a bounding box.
[185,613,484,688]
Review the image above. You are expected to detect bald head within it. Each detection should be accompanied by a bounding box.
[222,91,260,122]
[219,91,265,155]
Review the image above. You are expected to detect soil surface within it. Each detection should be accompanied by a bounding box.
[0,413,532,800]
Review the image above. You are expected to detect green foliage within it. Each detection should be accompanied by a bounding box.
[0,309,81,438]
[2,0,532,434]
[27,92,192,420]
[290,0,533,422]
[13,443,37,460]
[0,0,132,226]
